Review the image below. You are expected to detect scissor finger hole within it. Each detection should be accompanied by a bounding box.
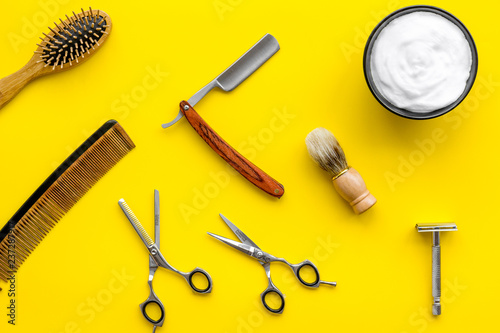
[142,301,164,324]
[297,264,320,286]
[189,271,211,293]
[261,290,284,313]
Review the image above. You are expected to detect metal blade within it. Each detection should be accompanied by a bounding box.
[416,223,457,232]
[118,199,154,248]
[161,33,279,129]
[154,190,160,246]
[151,190,160,269]
[215,33,280,91]
[207,232,255,257]
[219,214,261,249]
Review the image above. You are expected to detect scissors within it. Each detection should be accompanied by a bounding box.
[208,214,336,314]
[118,190,212,332]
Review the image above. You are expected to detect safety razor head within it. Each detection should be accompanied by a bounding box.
[415,223,457,232]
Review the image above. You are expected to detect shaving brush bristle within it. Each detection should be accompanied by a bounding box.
[305,127,376,215]
[305,127,348,177]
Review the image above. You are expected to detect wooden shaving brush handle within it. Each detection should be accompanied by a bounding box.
[332,168,376,214]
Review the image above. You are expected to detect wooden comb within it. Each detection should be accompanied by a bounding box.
[0,120,134,282]
[0,7,111,110]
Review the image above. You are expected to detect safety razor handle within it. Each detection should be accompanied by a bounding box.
[180,100,284,198]
[432,241,441,315]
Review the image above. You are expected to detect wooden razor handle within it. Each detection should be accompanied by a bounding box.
[180,100,284,198]
[332,167,376,214]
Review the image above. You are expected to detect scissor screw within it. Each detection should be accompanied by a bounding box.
[183,105,189,111]
[151,249,157,255]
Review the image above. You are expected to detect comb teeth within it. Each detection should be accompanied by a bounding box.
[0,121,135,281]
[36,7,110,70]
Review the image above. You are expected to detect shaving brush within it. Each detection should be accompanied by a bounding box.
[305,128,376,214]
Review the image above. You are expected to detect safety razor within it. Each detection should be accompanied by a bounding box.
[415,222,457,315]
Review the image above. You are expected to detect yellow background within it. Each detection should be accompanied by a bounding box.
[0,0,498,332]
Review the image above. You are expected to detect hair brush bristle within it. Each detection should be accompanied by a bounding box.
[34,7,111,70]
[305,127,348,177]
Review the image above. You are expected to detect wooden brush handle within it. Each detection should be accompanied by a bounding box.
[332,167,376,214]
[180,100,284,198]
[0,61,40,110]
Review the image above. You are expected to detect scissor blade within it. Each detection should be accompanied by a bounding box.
[207,232,255,257]
[154,190,160,246]
[151,190,160,269]
[118,199,154,248]
[219,214,261,250]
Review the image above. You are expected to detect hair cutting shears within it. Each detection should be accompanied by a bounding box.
[208,214,336,314]
[118,190,212,332]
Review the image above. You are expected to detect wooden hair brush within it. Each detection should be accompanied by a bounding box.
[0,7,111,110]
[305,127,376,214]
[0,120,134,283]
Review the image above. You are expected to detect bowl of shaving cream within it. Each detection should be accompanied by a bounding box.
[363,5,478,119]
